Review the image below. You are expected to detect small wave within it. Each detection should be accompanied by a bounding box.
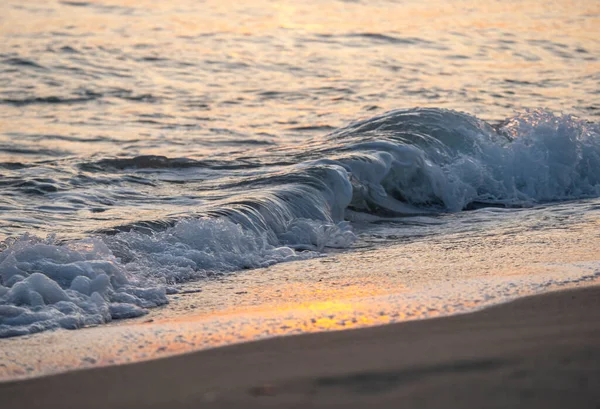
[80,155,264,171]
[1,88,163,107]
[1,96,96,106]
[0,162,29,170]
[347,33,427,45]
[114,92,158,103]
[60,1,90,6]
[0,143,71,157]
[312,33,448,50]
[286,125,337,132]
[2,57,47,70]
[257,90,308,101]
[58,45,80,54]
[59,0,137,14]
[14,180,60,195]
[6,132,113,144]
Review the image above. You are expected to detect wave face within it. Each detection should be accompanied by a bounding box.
[320,108,600,213]
[1,108,600,337]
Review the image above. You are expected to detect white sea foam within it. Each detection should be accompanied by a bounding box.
[0,218,354,337]
[0,235,166,337]
[327,108,600,212]
[1,108,599,337]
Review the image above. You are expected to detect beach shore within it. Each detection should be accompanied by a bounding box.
[2,285,599,409]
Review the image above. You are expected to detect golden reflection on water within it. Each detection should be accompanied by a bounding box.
[1,0,598,164]
[153,278,400,324]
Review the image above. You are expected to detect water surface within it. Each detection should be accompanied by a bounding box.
[1,0,599,339]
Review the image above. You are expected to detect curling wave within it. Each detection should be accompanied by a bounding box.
[1,108,599,337]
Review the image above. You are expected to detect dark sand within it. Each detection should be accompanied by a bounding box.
[2,286,600,409]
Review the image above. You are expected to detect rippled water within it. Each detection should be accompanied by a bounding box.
[1,0,600,337]
[2,0,599,238]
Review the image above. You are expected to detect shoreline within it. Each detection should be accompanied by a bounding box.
[2,210,598,382]
[3,285,600,408]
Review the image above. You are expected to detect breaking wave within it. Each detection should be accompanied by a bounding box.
[1,108,599,337]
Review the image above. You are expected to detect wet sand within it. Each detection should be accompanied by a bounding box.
[2,211,599,381]
[2,285,599,409]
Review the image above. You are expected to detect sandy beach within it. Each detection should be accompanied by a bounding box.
[3,285,599,409]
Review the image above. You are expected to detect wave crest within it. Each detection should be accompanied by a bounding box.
[2,107,599,337]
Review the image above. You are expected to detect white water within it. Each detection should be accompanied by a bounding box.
[1,108,600,337]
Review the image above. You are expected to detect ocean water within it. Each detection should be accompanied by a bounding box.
[1,0,600,340]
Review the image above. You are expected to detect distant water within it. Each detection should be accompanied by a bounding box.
[1,0,599,337]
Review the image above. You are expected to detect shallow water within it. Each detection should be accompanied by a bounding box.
[1,0,600,338]
[2,203,599,380]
